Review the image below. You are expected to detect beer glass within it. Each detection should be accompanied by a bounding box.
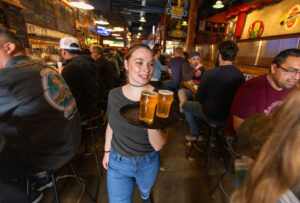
[139,90,158,123]
[156,90,174,118]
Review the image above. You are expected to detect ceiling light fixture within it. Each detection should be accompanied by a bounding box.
[116,37,123,40]
[139,17,146,23]
[138,26,143,31]
[181,21,188,26]
[213,0,224,9]
[112,33,121,36]
[70,0,94,10]
[94,15,109,25]
[106,26,114,32]
[113,27,124,32]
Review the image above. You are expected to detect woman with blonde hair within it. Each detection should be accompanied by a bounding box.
[232,89,300,203]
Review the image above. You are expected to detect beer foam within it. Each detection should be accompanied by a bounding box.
[142,90,158,97]
[158,90,174,95]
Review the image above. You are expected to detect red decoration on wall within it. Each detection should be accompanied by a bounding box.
[226,0,275,19]
[234,12,246,37]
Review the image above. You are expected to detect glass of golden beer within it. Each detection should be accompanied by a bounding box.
[139,90,158,123]
[156,90,174,118]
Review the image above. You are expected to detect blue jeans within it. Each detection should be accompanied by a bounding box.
[107,149,160,203]
[163,80,178,91]
[178,88,194,112]
[182,101,209,135]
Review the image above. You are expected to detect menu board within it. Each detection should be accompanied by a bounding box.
[0,7,6,25]
[20,0,56,30]
[76,9,85,25]
[55,2,75,35]
[3,3,29,47]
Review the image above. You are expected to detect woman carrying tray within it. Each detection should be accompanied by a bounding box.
[102,44,167,203]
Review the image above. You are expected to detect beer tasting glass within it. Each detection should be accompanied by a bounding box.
[156,90,174,118]
[139,90,158,123]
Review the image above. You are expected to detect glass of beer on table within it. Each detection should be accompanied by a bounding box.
[156,90,174,118]
[139,90,158,123]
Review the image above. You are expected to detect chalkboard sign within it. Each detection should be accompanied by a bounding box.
[55,2,75,35]
[0,7,6,25]
[76,9,85,25]
[20,0,56,30]
[43,0,56,30]
[3,3,29,47]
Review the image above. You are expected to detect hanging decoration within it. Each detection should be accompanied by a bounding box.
[166,0,188,19]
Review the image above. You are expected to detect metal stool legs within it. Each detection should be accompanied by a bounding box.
[206,127,216,180]
[69,162,96,203]
[89,127,102,179]
[49,171,60,203]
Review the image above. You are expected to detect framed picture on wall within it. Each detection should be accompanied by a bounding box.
[205,21,212,31]
[212,23,219,32]
[219,23,226,33]
[199,20,205,31]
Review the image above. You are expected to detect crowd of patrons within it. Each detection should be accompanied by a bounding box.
[1,26,300,203]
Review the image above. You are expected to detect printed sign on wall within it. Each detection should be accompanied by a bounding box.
[278,5,300,30]
[248,20,264,39]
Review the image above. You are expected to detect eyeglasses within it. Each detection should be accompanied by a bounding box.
[277,66,300,77]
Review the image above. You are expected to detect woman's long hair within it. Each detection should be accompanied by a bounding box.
[233,89,300,203]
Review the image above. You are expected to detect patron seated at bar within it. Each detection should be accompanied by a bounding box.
[150,47,168,88]
[163,46,188,91]
[60,37,98,120]
[0,28,81,202]
[90,44,115,96]
[226,48,300,142]
[183,41,244,141]
[178,51,205,112]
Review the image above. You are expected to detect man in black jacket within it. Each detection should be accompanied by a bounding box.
[183,41,245,141]
[60,37,99,119]
[0,28,81,202]
[90,44,114,94]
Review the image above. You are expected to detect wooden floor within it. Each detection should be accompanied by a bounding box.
[42,121,235,203]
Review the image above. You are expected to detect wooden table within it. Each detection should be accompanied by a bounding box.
[183,81,198,94]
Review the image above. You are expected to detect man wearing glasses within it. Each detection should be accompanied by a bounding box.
[226,49,300,139]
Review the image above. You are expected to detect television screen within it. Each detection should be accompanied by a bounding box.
[97,26,111,36]
[142,40,148,45]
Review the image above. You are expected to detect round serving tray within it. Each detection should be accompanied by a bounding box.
[119,102,180,129]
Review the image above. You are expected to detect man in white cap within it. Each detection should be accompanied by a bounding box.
[60,36,98,119]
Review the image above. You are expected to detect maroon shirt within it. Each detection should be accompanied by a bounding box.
[226,74,295,137]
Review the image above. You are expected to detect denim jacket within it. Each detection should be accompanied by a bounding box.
[151,58,168,80]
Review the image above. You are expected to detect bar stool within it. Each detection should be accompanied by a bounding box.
[81,111,102,180]
[209,142,237,197]
[26,160,96,203]
[186,119,226,179]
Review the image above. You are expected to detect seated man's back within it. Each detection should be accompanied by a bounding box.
[197,65,244,122]
[0,55,81,170]
[62,55,98,119]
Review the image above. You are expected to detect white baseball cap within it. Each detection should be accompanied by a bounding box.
[59,37,81,50]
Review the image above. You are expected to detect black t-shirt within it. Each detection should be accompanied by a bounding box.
[62,55,98,118]
[107,87,154,157]
[95,56,115,92]
[196,65,245,122]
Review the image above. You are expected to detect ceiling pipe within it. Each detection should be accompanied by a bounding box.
[122,7,164,15]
